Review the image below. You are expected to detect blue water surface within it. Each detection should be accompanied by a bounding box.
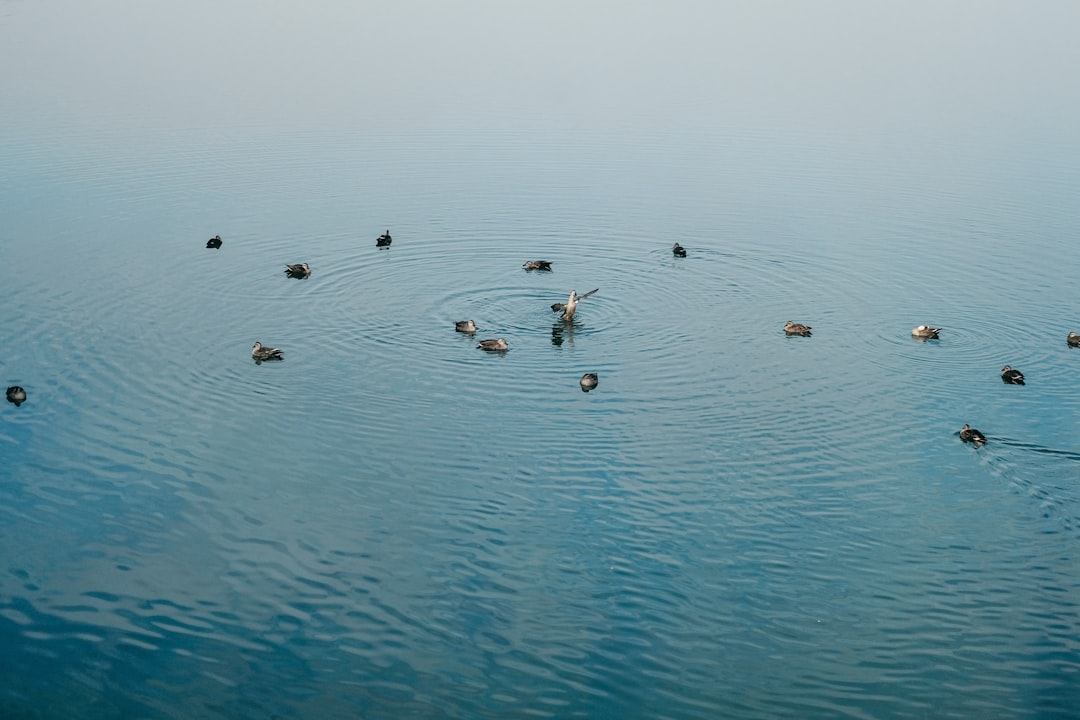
[2,115,1080,719]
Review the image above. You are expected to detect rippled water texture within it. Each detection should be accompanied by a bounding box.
[2,123,1080,719]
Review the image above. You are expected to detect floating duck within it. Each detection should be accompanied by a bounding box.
[672,243,687,257]
[959,424,987,445]
[251,341,284,363]
[477,338,509,352]
[284,263,311,279]
[455,320,477,333]
[911,325,941,339]
[551,288,599,320]
[784,321,812,336]
[206,235,222,249]
[1001,365,1025,385]
[6,386,27,407]
[1068,332,1080,347]
[376,230,392,247]
[523,260,553,271]
[580,373,598,392]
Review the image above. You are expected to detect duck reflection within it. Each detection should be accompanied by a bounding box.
[552,318,580,346]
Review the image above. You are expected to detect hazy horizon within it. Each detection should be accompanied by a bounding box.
[2,0,1079,138]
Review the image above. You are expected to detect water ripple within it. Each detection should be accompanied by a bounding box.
[3,124,1080,720]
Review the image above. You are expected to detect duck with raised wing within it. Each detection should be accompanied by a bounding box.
[784,321,812,336]
[672,242,687,257]
[6,386,27,407]
[551,288,599,320]
[911,325,941,339]
[1001,365,1025,385]
[579,373,598,392]
[206,235,222,249]
[959,424,987,445]
[376,229,392,247]
[523,260,552,271]
[455,320,477,334]
[251,341,284,363]
[284,263,311,279]
[477,338,509,352]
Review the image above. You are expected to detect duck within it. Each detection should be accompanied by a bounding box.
[251,341,284,363]
[523,260,553,271]
[579,373,598,392]
[551,288,599,320]
[784,321,812,336]
[1068,332,1080,347]
[376,229,392,247]
[455,320,477,334]
[1001,365,1025,385]
[672,243,687,257]
[284,263,311,279]
[959,424,987,445]
[911,325,941,339]
[477,338,509,352]
[6,386,27,407]
[206,235,222,249]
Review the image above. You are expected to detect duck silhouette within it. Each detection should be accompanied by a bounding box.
[6,386,27,407]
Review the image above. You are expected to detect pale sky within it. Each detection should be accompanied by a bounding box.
[2,0,1078,135]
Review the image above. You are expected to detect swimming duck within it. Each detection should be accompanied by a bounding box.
[251,341,284,363]
[959,424,987,445]
[672,243,687,257]
[206,235,222,249]
[551,288,599,320]
[580,373,598,392]
[6,386,26,407]
[477,338,509,352]
[784,321,812,336]
[284,263,311,279]
[376,229,392,247]
[455,320,477,333]
[523,260,553,271]
[1001,365,1025,385]
[1068,332,1080,347]
[911,325,941,339]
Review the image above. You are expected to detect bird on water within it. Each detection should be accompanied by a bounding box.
[477,338,509,352]
[6,386,27,407]
[251,342,284,363]
[551,288,599,320]
[455,320,477,334]
[784,321,812,336]
[911,325,941,339]
[284,263,311,279]
[580,373,598,392]
[206,235,222,249]
[523,260,552,271]
[959,424,987,446]
[376,230,392,247]
[672,243,687,257]
[1001,365,1025,385]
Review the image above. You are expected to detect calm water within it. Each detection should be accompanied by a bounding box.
[2,119,1080,719]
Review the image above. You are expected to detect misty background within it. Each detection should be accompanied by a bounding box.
[2,0,1078,138]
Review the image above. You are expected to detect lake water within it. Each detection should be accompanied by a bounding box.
[2,116,1080,719]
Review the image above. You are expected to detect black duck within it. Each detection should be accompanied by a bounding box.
[6,386,27,407]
